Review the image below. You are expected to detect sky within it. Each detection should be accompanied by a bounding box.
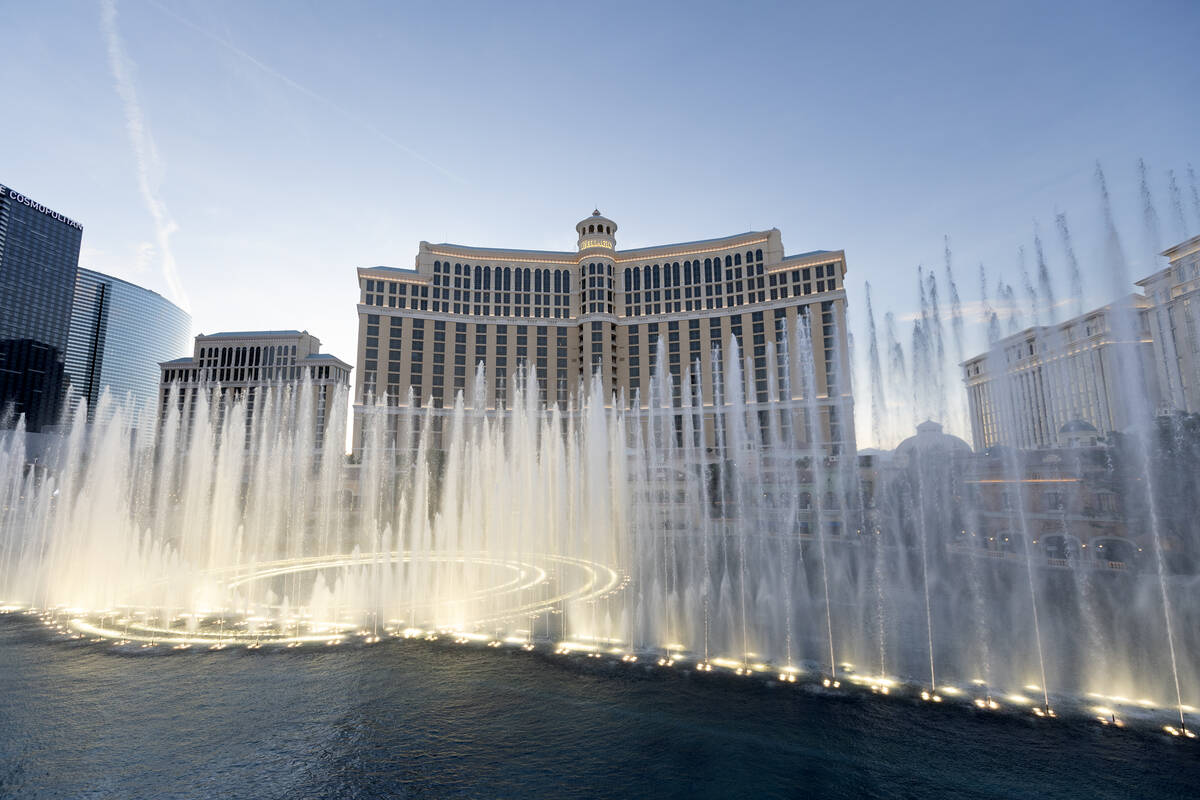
[2,0,1198,448]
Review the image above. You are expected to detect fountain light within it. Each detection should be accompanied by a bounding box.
[1007,694,1032,705]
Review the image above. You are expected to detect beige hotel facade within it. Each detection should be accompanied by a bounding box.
[353,212,853,455]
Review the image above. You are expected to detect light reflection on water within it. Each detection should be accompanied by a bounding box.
[0,618,1196,800]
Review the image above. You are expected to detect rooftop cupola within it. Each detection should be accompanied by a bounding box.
[576,209,617,252]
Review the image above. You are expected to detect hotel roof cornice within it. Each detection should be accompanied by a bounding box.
[358,229,844,278]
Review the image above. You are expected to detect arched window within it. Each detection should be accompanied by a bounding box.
[672,261,681,285]
[535,270,543,292]
[755,248,763,261]
[542,269,550,294]
[624,267,632,292]
[589,224,595,233]
[746,251,754,263]
[606,226,611,234]
[734,253,742,266]
[523,268,532,291]
[704,258,712,282]
[434,260,441,271]
[503,267,511,291]
[643,265,651,289]
[474,265,481,286]
[633,268,641,290]
[653,264,661,288]
[554,270,562,293]
[563,272,571,293]
[484,267,492,290]
[725,255,732,267]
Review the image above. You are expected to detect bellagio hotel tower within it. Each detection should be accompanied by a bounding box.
[353,212,853,456]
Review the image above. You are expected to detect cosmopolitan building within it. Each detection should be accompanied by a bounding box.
[66,268,191,424]
[962,295,1160,450]
[354,211,853,455]
[159,330,351,444]
[0,183,83,430]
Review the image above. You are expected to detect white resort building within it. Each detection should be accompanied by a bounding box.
[353,212,854,456]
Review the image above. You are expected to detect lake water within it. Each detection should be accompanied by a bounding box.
[1,616,1195,799]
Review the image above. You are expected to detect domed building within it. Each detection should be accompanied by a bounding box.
[1059,418,1099,448]
[893,420,973,467]
[875,421,973,550]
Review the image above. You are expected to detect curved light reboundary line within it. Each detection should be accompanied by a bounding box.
[223,552,541,603]
[59,550,625,647]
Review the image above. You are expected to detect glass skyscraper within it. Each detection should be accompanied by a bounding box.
[66,268,192,423]
[0,183,83,430]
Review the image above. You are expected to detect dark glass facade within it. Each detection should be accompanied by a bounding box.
[0,183,83,430]
[66,268,191,422]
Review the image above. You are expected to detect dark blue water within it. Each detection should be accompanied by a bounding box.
[1,618,1195,799]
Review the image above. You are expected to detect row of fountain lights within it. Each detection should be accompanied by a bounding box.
[6,605,1194,740]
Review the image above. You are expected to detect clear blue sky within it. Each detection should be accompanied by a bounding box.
[2,0,1198,445]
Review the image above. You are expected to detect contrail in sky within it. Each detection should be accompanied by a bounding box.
[147,0,466,186]
[100,0,191,311]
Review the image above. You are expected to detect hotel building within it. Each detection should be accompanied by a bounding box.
[1137,234,1200,414]
[159,330,350,444]
[66,268,192,424]
[354,211,853,455]
[962,295,1160,450]
[0,183,83,431]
